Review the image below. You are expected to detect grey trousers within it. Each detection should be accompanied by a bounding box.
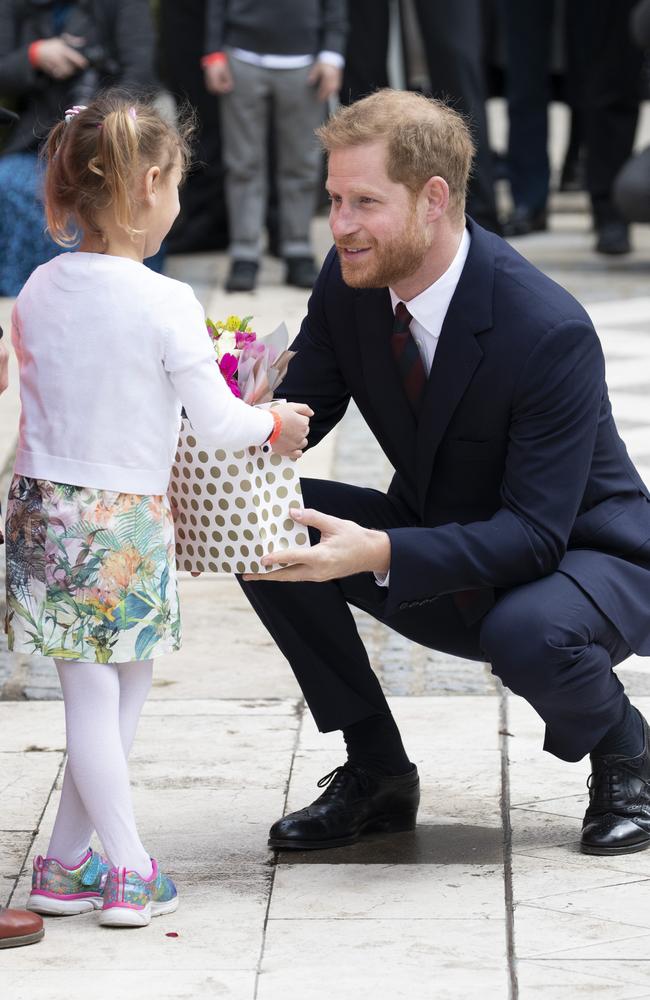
[220,56,324,261]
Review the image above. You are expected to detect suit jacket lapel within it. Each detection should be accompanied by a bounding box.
[355,287,418,477]
[415,220,496,511]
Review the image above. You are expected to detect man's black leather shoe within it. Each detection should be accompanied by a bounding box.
[268,762,420,850]
[581,716,650,855]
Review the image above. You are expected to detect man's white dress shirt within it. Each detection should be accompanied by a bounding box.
[376,227,471,586]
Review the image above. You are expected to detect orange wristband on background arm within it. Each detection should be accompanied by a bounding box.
[268,410,283,445]
[28,40,43,67]
[200,51,227,68]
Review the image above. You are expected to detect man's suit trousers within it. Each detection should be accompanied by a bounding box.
[239,478,631,762]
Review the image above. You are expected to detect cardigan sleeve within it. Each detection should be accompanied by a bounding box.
[162,283,273,450]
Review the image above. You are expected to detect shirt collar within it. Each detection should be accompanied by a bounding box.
[389,227,471,336]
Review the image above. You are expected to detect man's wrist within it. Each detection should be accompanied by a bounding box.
[366,529,391,575]
[317,50,345,69]
[28,40,43,68]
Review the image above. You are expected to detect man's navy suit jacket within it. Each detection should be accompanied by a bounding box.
[280,217,650,653]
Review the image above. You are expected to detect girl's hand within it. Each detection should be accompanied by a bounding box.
[270,403,313,460]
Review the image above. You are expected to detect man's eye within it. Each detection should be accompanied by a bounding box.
[359,197,375,204]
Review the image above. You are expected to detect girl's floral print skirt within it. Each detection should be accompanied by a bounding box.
[4,476,181,663]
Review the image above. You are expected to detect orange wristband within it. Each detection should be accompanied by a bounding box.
[28,40,43,68]
[201,51,227,67]
[268,410,282,445]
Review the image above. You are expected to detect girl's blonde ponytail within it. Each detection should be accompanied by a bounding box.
[43,91,194,248]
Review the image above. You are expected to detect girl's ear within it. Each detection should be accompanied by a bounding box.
[144,164,161,203]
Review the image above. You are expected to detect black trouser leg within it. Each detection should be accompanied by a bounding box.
[340,0,391,104]
[238,478,484,732]
[501,0,553,214]
[567,0,643,225]
[413,0,499,231]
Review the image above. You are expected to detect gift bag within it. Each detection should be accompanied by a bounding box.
[168,418,309,574]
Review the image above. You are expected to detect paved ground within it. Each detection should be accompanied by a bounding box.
[3,104,650,999]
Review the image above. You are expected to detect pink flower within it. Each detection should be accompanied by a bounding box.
[218,353,242,397]
[235,329,256,348]
[240,340,267,361]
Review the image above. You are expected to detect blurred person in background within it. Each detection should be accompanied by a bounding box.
[202,0,347,293]
[341,0,500,235]
[0,0,157,296]
[500,0,560,237]
[567,0,644,254]
[613,0,650,230]
[158,0,229,255]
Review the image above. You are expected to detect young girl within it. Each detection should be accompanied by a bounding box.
[4,91,311,928]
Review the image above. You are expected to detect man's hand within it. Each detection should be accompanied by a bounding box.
[33,36,88,80]
[242,508,391,582]
[203,59,234,94]
[0,339,9,395]
[307,60,342,102]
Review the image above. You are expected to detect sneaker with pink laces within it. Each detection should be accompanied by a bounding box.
[99,859,178,928]
[27,849,109,915]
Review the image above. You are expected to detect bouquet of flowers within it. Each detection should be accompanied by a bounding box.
[168,314,308,576]
[206,314,295,404]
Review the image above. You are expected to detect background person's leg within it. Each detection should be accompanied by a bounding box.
[220,58,269,275]
[501,0,553,229]
[272,65,323,284]
[413,0,500,232]
[340,0,390,104]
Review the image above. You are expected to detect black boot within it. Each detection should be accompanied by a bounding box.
[285,256,319,289]
[268,762,420,850]
[581,716,650,855]
[225,259,258,292]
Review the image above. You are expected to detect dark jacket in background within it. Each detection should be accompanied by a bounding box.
[204,0,347,57]
[0,0,156,154]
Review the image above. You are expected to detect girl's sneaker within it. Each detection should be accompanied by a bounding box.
[99,859,178,928]
[27,848,109,915]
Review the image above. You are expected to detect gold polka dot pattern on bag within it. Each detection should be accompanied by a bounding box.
[168,420,307,574]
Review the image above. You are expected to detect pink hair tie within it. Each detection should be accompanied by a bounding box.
[64,105,87,123]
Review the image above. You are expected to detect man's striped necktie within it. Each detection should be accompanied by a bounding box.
[391,301,427,415]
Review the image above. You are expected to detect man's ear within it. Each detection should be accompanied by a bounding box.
[144,164,161,203]
[422,176,449,222]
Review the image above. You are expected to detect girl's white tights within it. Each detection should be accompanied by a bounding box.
[47,659,153,877]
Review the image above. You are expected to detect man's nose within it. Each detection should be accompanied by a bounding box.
[330,207,359,239]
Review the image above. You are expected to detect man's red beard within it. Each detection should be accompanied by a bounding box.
[336,211,431,289]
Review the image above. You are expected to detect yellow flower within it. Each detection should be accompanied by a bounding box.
[224,315,243,332]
